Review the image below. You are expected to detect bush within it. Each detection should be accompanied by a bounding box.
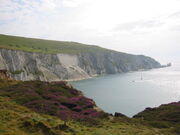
[149,121,170,128]
[15,96,41,104]
[173,125,180,134]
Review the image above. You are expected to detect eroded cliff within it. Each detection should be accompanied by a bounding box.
[0,48,161,81]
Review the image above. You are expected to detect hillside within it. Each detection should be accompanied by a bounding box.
[0,96,166,135]
[134,101,180,134]
[0,78,179,135]
[0,34,161,81]
[0,34,110,54]
[0,79,106,121]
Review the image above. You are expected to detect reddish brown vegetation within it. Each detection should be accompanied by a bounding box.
[0,80,107,121]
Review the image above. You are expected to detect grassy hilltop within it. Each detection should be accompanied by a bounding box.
[0,34,110,54]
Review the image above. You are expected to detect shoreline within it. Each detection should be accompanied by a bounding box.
[69,65,177,118]
[66,67,163,82]
[65,74,98,82]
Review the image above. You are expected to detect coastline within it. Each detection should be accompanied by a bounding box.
[65,74,98,82]
[67,67,164,82]
[70,64,179,117]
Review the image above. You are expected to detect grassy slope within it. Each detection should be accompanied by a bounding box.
[0,79,177,135]
[0,96,64,135]
[134,102,180,134]
[0,79,107,121]
[0,34,111,54]
[0,97,169,135]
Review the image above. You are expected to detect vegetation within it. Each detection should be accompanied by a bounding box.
[134,102,180,134]
[0,96,171,135]
[0,80,106,121]
[0,34,112,54]
[0,78,179,135]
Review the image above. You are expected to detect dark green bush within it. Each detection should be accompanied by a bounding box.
[149,121,170,128]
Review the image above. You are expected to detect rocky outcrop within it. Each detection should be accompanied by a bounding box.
[114,112,127,117]
[0,49,161,81]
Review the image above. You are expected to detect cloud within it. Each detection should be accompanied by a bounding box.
[0,0,65,28]
[113,19,165,34]
[62,0,81,7]
[0,0,60,38]
[163,11,180,32]
[169,25,180,31]
[113,10,180,35]
[62,0,90,7]
[0,0,180,62]
[168,11,180,19]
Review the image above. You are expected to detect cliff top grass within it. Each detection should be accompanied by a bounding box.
[0,34,111,54]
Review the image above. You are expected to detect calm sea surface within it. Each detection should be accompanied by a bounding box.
[70,63,180,117]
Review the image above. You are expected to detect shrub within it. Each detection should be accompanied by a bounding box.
[149,121,170,128]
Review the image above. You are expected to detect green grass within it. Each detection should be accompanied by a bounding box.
[0,79,178,135]
[0,96,173,135]
[0,96,64,135]
[0,34,111,54]
[133,103,180,134]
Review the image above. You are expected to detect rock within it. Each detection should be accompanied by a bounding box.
[114,112,127,117]
[0,48,161,81]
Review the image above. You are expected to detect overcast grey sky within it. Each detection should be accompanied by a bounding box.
[0,0,180,63]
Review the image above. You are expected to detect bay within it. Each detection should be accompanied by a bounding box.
[70,63,180,117]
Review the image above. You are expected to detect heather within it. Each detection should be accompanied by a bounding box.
[134,101,180,133]
[0,96,172,135]
[0,79,179,135]
[0,80,106,121]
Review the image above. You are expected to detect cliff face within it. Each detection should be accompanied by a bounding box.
[0,49,161,81]
[0,70,10,79]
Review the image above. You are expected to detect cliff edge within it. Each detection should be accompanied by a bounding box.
[0,34,161,81]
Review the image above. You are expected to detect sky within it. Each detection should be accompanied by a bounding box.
[0,0,180,64]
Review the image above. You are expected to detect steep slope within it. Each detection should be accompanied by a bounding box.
[0,96,169,135]
[134,102,180,134]
[0,79,177,135]
[0,79,106,121]
[134,101,180,123]
[0,34,161,81]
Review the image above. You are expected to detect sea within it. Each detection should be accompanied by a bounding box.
[70,62,180,117]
